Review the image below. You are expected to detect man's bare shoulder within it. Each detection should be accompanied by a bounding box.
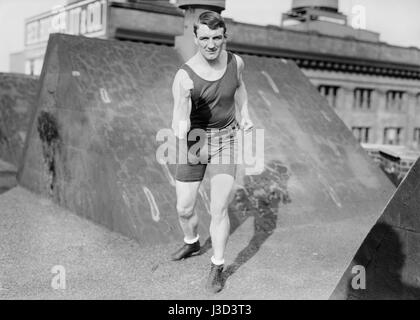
[174,68,190,81]
[233,53,244,71]
[173,68,192,85]
[173,68,193,92]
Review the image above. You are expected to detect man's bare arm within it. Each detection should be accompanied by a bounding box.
[234,55,253,130]
[172,69,193,139]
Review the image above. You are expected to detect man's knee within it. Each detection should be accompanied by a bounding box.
[210,203,228,219]
[176,204,195,219]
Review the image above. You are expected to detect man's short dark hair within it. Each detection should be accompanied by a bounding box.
[193,11,227,37]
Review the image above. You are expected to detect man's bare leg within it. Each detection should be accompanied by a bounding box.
[209,173,235,262]
[176,180,201,240]
[171,180,202,260]
[206,173,235,293]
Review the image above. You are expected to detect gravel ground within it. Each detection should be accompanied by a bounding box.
[0,187,286,300]
[0,185,355,300]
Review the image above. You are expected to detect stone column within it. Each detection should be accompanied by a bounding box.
[417,94,420,114]
[175,0,226,62]
[319,86,325,97]
[354,89,360,109]
[335,87,344,110]
[327,89,334,108]
[343,86,354,112]
[369,89,378,142]
[375,89,387,144]
[405,92,417,147]
[335,85,355,130]
[385,91,390,110]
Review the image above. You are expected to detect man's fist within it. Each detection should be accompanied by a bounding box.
[240,117,254,131]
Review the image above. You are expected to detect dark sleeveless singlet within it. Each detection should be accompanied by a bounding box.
[180,52,239,130]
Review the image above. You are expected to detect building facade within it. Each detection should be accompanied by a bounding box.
[10,0,420,150]
[17,0,184,75]
[281,0,420,149]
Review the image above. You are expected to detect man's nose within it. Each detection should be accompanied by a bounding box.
[207,39,215,48]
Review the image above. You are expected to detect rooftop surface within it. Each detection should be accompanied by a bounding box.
[0,186,345,300]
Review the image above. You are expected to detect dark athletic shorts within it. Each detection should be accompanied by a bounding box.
[175,122,239,182]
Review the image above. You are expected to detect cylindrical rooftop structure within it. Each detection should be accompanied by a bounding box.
[126,0,171,3]
[177,0,225,11]
[292,0,339,11]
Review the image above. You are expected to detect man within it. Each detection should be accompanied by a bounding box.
[171,11,253,293]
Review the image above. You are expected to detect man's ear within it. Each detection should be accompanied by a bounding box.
[194,36,198,46]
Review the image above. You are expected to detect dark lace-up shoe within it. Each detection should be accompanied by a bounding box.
[205,263,224,294]
[171,241,200,261]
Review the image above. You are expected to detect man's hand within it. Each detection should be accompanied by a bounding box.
[240,117,254,131]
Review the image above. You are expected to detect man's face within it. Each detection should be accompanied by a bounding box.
[195,24,226,61]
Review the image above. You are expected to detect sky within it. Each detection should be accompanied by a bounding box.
[0,0,419,72]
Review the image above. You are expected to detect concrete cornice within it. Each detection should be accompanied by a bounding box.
[228,41,420,80]
[110,1,184,17]
[224,19,420,72]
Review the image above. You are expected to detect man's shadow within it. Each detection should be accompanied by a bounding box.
[200,159,292,281]
[337,222,420,300]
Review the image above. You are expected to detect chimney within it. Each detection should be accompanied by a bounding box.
[175,0,226,61]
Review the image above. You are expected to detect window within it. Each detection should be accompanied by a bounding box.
[384,127,403,145]
[318,85,340,108]
[414,128,420,146]
[352,127,371,143]
[386,90,405,111]
[33,59,43,76]
[353,88,373,110]
[25,60,34,76]
[25,58,43,76]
